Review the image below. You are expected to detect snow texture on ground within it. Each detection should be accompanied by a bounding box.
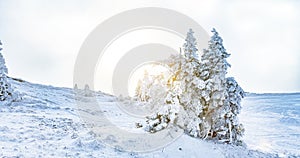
[0,79,298,157]
[240,93,300,157]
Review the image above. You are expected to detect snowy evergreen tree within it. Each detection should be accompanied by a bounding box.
[198,28,242,143]
[176,29,208,138]
[135,70,151,102]
[183,29,199,60]
[142,48,183,134]
[0,41,14,102]
[225,77,245,144]
[145,82,181,133]
[137,28,244,145]
[144,29,209,138]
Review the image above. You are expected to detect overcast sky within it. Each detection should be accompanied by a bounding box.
[0,0,299,93]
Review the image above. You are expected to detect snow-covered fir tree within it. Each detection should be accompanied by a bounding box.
[225,77,245,144]
[176,29,208,138]
[198,28,243,143]
[183,29,199,60]
[144,29,209,138]
[142,56,182,131]
[134,68,170,119]
[135,70,152,102]
[0,41,15,102]
[199,28,229,140]
[145,82,181,133]
[137,28,244,145]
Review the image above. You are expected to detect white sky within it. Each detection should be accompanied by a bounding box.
[0,0,299,93]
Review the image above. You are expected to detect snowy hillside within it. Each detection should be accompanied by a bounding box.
[0,78,297,157]
[240,93,300,157]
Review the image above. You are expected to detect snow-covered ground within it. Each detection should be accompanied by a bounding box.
[240,93,300,157]
[0,78,298,157]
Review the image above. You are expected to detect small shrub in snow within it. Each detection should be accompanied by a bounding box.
[74,84,78,90]
[84,84,93,97]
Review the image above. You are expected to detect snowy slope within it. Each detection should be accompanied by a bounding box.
[240,93,300,157]
[0,78,293,157]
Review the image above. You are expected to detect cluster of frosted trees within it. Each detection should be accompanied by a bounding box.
[135,29,245,145]
[0,41,17,103]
